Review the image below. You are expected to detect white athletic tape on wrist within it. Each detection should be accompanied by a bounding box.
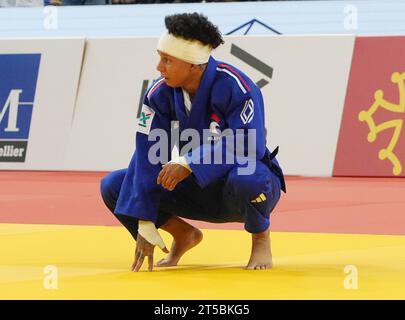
[138,220,166,250]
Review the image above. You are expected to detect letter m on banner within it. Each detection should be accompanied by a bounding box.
[0,54,41,162]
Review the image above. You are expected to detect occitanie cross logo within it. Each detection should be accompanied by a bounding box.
[358,71,405,176]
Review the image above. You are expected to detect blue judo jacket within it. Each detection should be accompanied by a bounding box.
[114,56,285,222]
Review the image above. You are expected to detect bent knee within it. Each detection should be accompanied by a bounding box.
[100,169,127,198]
[100,174,113,197]
[225,162,272,201]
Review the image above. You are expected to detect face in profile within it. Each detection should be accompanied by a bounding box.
[156,51,194,88]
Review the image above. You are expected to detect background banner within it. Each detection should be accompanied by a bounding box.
[64,35,354,176]
[334,36,405,177]
[0,38,85,170]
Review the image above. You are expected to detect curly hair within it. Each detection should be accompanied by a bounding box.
[164,12,224,49]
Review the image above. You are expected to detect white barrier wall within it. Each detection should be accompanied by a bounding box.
[63,37,158,171]
[215,35,355,176]
[64,35,354,176]
[0,38,85,170]
[0,36,354,176]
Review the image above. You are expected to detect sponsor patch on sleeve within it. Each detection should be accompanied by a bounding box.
[137,104,155,135]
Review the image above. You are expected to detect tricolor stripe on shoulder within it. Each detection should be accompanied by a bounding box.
[216,64,251,94]
[147,77,166,100]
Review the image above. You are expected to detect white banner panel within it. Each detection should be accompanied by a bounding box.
[0,38,85,170]
[64,37,158,171]
[65,35,354,176]
[215,35,355,176]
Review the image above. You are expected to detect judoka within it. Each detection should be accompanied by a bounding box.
[100,12,286,272]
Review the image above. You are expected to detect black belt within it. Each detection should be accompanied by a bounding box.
[262,146,287,193]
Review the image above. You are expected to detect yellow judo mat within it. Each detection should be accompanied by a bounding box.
[1,223,405,300]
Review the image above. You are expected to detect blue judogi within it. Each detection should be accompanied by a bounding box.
[100,56,286,235]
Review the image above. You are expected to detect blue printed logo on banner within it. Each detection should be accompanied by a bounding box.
[0,54,41,162]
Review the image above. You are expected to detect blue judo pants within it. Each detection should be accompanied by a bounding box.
[100,160,281,240]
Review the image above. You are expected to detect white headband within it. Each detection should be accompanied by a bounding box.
[157,32,212,65]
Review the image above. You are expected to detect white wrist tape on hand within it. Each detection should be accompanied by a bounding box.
[138,220,166,250]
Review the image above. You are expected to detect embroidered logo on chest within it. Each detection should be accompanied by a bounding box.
[240,99,254,124]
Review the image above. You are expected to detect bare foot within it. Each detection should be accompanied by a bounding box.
[156,217,203,267]
[246,228,273,270]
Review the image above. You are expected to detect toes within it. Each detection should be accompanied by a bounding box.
[155,259,167,267]
[245,263,254,270]
[155,258,178,267]
[246,263,272,270]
